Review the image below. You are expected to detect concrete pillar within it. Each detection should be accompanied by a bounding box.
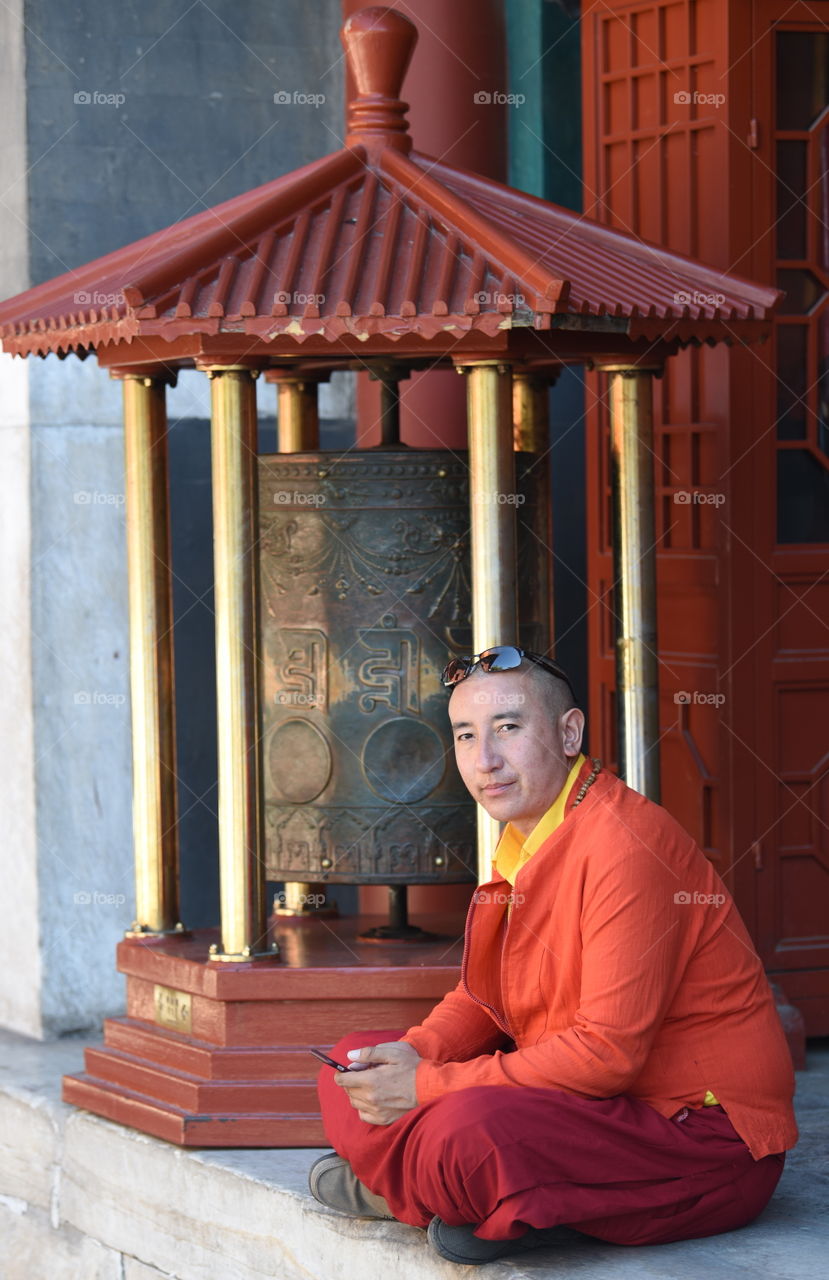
[0,350,134,1037]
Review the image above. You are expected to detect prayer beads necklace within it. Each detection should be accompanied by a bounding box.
[571,758,602,808]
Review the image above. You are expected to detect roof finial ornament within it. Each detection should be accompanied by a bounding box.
[342,6,417,154]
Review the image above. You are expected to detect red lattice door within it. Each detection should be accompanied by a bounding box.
[749,4,829,1033]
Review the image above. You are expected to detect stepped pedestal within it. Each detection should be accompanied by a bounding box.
[63,915,464,1146]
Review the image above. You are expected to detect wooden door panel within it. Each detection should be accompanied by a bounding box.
[750,2,829,1019]
[582,0,732,865]
[582,0,829,1029]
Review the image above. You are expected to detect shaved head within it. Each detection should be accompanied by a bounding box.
[523,659,577,724]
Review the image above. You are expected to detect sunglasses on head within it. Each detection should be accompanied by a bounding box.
[441,645,576,701]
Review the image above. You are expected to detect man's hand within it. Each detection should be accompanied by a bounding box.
[333,1041,421,1125]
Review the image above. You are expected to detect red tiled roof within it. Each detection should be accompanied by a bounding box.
[0,7,779,363]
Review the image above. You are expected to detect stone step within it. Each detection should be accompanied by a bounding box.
[4,1029,827,1280]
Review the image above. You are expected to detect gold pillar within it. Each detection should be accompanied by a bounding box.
[512,370,549,453]
[276,377,320,452]
[462,362,518,880]
[512,370,554,654]
[605,366,662,801]
[204,366,272,960]
[118,372,181,937]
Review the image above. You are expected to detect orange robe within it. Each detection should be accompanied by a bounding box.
[404,760,798,1160]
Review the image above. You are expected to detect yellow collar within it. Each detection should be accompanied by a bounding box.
[494,754,586,886]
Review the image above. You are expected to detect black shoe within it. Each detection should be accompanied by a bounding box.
[427,1216,559,1266]
[308,1152,395,1219]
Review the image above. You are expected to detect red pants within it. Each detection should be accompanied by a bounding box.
[318,1031,785,1245]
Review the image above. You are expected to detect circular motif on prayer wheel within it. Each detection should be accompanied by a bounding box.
[268,719,332,804]
[362,717,445,803]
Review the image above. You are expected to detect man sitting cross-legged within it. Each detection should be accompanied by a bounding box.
[309,646,797,1267]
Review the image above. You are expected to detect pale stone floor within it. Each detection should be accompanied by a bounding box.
[0,1028,826,1280]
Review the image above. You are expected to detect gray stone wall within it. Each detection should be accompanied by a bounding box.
[24,0,345,282]
[0,0,346,1036]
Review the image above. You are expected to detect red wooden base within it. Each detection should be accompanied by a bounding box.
[62,915,464,1147]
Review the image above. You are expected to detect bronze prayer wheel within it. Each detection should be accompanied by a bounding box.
[258,449,549,887]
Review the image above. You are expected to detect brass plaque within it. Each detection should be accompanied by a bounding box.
[153,984,192,1033]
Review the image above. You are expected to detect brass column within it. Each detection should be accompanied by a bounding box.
[275,376,320,453]
[204,366,272,960]
[605,366,662,801]
[462,361,518,880]
[513,370,554,654]
[117,372,181,937]
[512,370,549,453]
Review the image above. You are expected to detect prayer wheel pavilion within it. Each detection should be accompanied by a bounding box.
[0,6,779,1145]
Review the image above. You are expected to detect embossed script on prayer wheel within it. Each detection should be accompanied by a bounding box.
[258,450,548,886]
